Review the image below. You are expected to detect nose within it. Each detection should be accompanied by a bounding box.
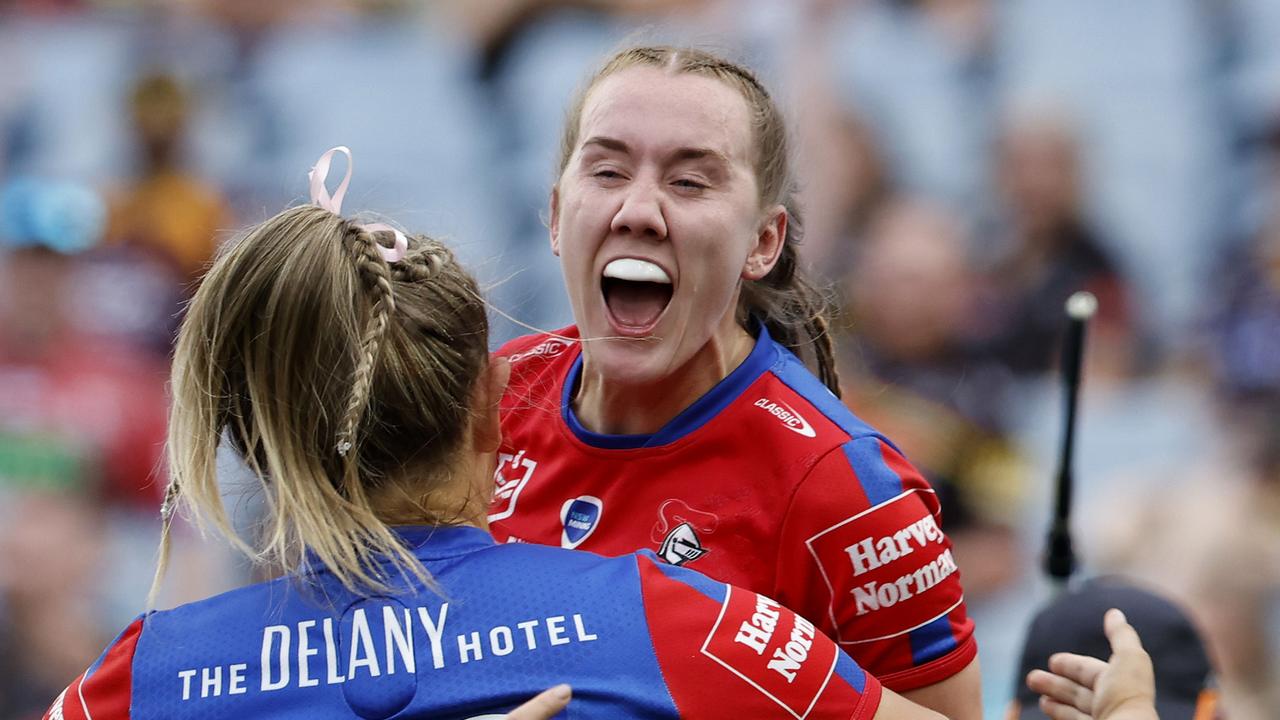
[610,184,668,240]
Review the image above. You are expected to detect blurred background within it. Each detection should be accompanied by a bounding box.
[1,0,1278,717]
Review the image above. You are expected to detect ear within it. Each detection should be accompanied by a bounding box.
[742,204,787,281]
[471,357,511,453]
[549,185,562,257]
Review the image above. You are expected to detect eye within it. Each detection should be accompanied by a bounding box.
[594,169,623,179]
[672,178,708,191]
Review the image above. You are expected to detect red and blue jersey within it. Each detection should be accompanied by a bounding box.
[492,326,977,692]
[44,526,879,719]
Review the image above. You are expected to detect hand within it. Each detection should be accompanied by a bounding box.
[504,684,571,720]
[1026,609,1158,720]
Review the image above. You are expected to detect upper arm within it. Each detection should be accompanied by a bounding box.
[44,616,143,720]
[774,436,978,694]
[636,554,882,720]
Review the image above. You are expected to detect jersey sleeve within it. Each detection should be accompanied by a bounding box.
[774,435,977,692]
[44,615,143,720]
[636,553,881,719]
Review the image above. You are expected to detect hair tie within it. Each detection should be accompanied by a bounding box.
[308,146,408,263]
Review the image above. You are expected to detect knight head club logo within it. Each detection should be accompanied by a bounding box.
[659,522,708,566]
[653,499,719,566]
[560,496,603,549]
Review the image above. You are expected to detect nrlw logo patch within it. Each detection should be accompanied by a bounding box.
[488,451,538,522]
[805,488,963,644]
[753,398,816,438]
[701,587,839,719]
[560,496,603,549]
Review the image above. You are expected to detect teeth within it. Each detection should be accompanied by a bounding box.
[603,258,671,284]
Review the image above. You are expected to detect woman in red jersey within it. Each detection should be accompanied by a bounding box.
[491,46,981,720]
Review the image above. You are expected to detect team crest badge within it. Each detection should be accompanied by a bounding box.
[652,499,719,566]
[659,522,708,565]
[560,496,603,549]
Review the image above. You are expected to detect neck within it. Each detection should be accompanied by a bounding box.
[574,318,756,436]
[369,455,493,532]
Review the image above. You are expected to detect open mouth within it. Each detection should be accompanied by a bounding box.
[601,258,673,333]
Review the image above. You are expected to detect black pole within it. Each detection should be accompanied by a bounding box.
[1045,291,1095,584]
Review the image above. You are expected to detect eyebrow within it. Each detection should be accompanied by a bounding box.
[580,136,731,166]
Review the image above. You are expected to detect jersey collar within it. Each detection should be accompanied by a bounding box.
[391,525,496,559]
[561,323,779,449]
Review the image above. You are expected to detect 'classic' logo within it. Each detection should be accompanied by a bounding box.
[753,398,816,438]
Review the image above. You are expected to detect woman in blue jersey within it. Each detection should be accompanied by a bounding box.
[491,46,981,719]
[44,148,940,720]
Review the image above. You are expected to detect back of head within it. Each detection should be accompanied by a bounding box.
[1015,576,1217,719]
[163,204,489,595]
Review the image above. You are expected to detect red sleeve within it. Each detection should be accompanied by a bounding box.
[44,616,143,720]
[637,554,881,719]
[774,436,977,692]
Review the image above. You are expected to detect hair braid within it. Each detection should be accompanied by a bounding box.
[335,227,398,462]
[806,312,841,398]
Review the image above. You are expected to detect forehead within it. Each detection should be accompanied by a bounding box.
[577,66,755,163]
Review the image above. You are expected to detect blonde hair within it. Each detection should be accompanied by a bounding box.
[557,46,841,396]
[152,205,489,602]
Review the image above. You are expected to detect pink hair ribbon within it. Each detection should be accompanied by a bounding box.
[308,146,408,263]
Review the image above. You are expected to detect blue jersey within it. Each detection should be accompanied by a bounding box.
[46,526,881,719]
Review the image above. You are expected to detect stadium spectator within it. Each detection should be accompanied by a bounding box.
[980,113,1136,377]
[1012,578,1218,720]
[836,198,1026,600]
[103,73,230,282]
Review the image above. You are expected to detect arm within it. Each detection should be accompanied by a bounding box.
[877,688,950,720]
[1025,609,1159,720]
[637,554,883,719]
[900,655,982,720]
[774,437,982,719]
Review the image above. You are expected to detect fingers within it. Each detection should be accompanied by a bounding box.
[1039,695,1094,720]
[1027,668,1094,713]
[1103,608,1145,655]
[1047,652,1108,690]
[505,684,571,720]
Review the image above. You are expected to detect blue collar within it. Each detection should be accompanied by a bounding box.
[562,324,778,449]
[391,525,496,560]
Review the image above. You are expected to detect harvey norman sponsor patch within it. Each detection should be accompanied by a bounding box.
[701,588,838,719]
[805,489,961,643]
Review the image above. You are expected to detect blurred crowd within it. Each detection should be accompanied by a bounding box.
[1,0,1278,718]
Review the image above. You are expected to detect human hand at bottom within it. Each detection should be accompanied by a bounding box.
[1026,609,1158,720]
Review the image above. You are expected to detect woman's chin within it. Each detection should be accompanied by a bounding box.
[582,337,674,387]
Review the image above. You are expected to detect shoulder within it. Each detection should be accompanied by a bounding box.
[494,327,579,365]
[44,616,145,720]
[744,344,916,495]
[633,553,881,719]
[495,327,580,409]
[762,342,886,446]
[474,541,649,592]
